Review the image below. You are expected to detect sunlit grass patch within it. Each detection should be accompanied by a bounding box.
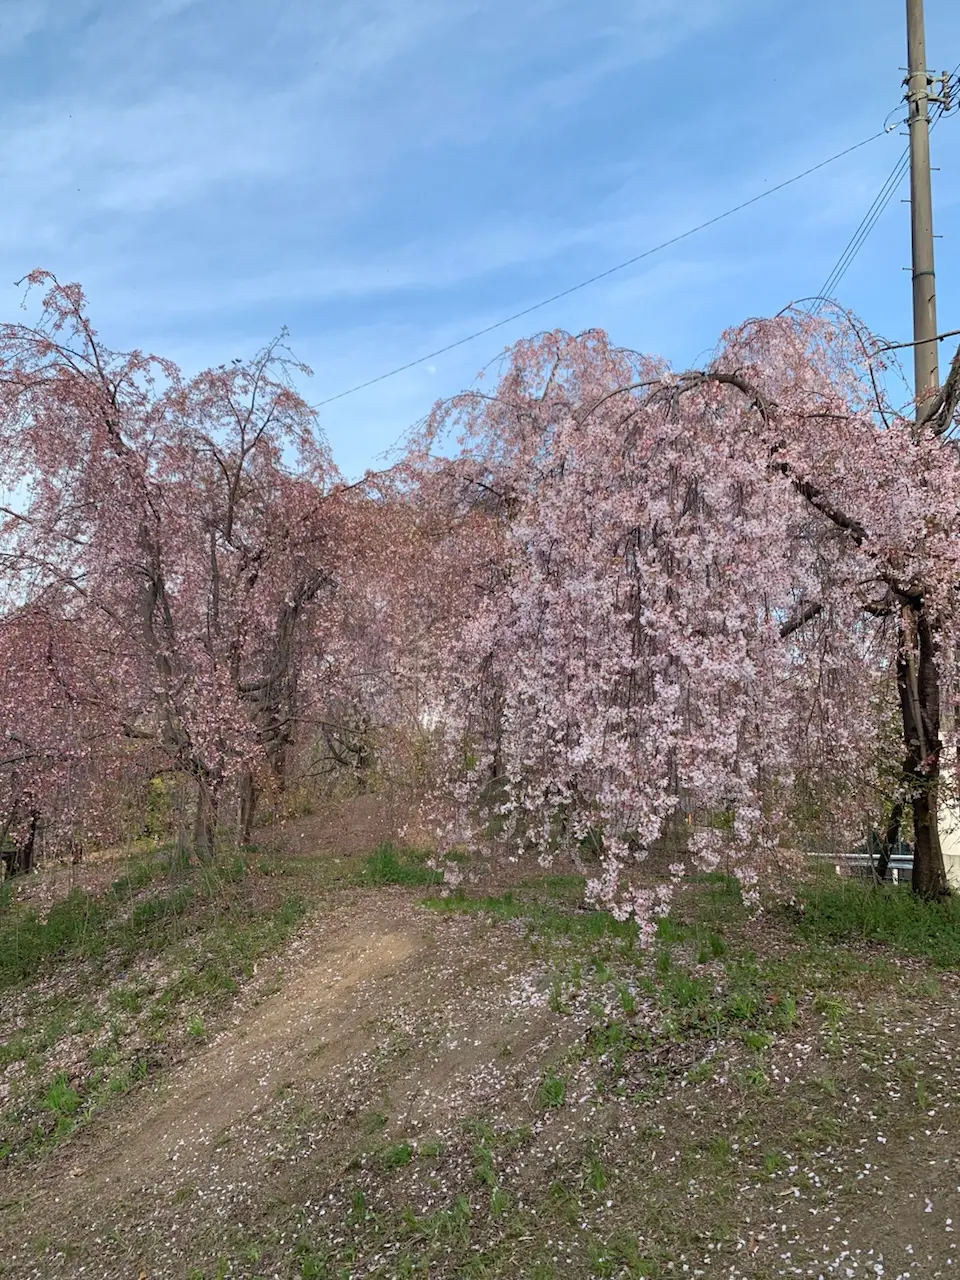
[798,879,960,967]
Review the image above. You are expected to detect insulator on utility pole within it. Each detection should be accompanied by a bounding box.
[939,71,953,115]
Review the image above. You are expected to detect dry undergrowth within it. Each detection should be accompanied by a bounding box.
[1,800,959,1279]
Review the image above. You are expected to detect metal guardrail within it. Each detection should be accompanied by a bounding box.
[844,854,913,884]
[806,847,914,884]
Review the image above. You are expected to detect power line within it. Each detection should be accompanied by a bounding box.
[810,63,959,313]
[810,147,909,315]
[314,128,890,408]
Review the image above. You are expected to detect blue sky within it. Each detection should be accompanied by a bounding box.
[2,0,959,479]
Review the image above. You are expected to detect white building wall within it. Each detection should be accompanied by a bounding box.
[939,797,960,891]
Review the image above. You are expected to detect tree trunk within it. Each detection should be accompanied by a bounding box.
[239,770,257,845]
[354,735,372,794]
[193,779,219,864]
[897,605,949,899]
[267,738,288,795]
[911,781,947,898]
[872,796,905,884]
[17,809,39,876]
[2,808,40,878]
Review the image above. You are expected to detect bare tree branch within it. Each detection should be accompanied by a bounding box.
[779,600,823,639]
[919,340,960,437]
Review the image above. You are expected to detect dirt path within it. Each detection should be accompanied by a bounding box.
[75,900,426,1194]
[0,887,572,1278]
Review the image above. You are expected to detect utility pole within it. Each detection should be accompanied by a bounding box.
[905,0,939,408]
[903,1,956,898]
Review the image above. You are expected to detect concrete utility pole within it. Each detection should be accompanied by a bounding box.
[905,0,939,408]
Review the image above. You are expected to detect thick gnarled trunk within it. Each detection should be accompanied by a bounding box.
[897,604,950,899]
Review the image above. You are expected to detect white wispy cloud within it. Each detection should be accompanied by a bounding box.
[2,0,958,483]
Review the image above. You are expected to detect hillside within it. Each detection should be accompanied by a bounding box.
[1,800,959,1279]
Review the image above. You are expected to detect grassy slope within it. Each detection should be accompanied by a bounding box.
[1,844,959,1279]
[284,871,958,1280]
[0,845,348,1162]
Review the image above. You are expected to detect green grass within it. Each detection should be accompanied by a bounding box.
[381,1142,415,1169]
[537,1067,567,1109]
[0,846,198,988]
[0,850,312,1163]
[363,844,445,888]
[41,1073,81,1118]
[0,890,113,986]
[798,879,960,967]
[424,886,640,948]
[0,870,305,988]
[11,840,959,1277]
[425,888,527,918]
